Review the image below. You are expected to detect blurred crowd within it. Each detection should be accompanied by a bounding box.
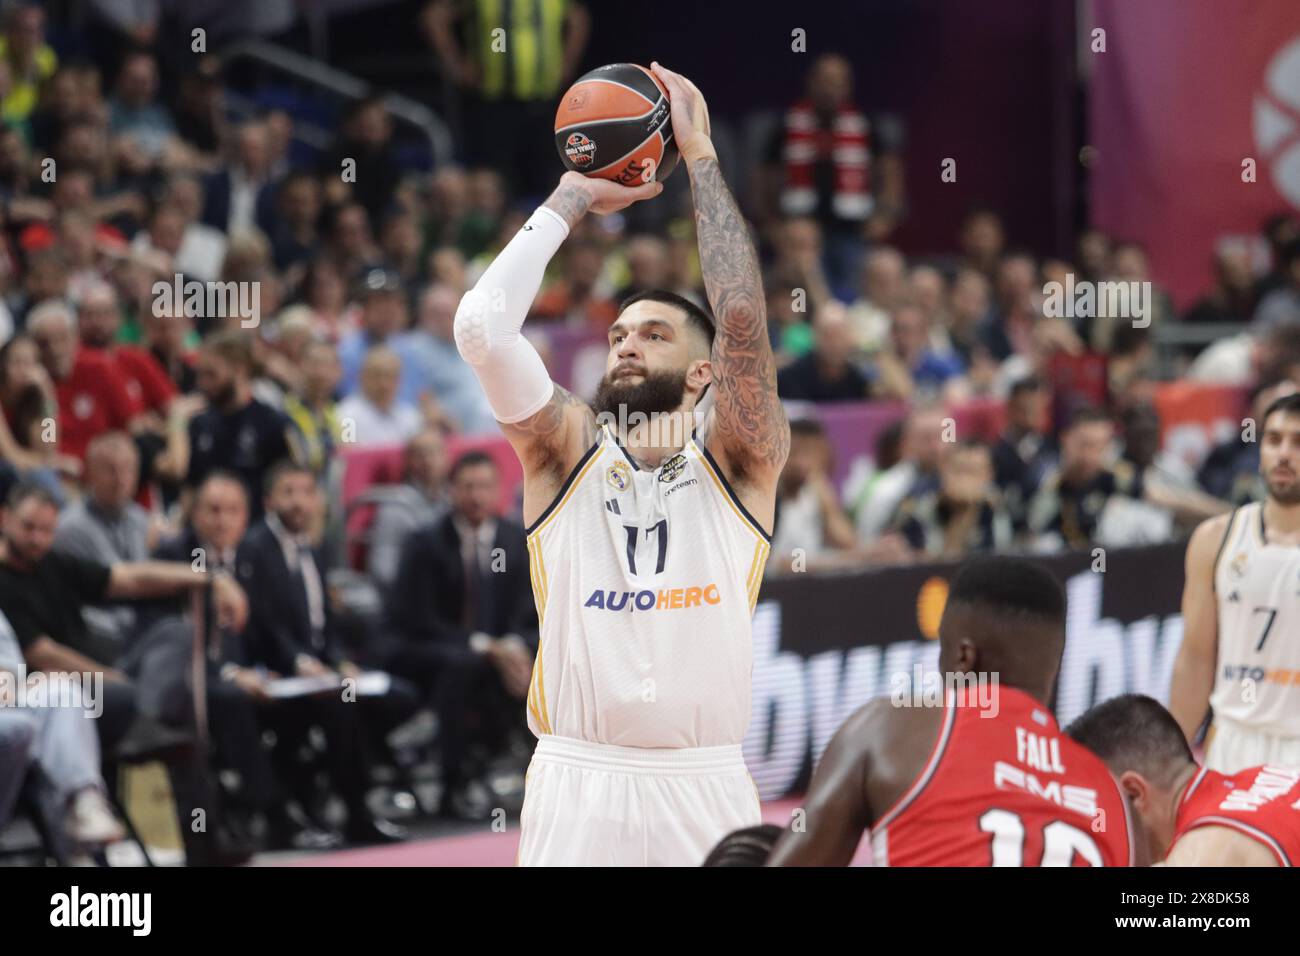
[0,0,1296,863]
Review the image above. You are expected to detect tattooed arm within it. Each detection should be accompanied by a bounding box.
[652,63,790,489]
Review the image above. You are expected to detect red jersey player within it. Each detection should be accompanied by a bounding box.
[767,555,1140,867]
[1067,694,1300,866]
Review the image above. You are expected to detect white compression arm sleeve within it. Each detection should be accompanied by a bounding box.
[453,205,570,424]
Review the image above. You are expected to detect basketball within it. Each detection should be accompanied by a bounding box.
[554,63,679,185]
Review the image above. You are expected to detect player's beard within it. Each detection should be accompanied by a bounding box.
[592,366,688,423]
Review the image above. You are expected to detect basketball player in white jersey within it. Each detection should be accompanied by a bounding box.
[1171,392,1300,772]
[452,63,789,865]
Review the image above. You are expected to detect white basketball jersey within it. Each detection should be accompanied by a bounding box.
[524,422,771,749]
[1211,502,1300,735]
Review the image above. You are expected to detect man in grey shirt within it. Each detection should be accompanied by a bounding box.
[366,429,451,591]
[54,432,156,647]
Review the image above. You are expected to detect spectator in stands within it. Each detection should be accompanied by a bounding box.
[1119,402,1229,529]
[422,0,591,199]
[875,302,965,402]
[0,607,124,856]
[384,450,536,818]
[53,432,158,645]
[408,282,497,435]
[769,418,859,570]
[77,280,176,425]
[267,170,322,272]
[766,278,814,365]
[323,96,401,230]
[991,375,1055,530]
[171,54,225,159]
[236,462,411,843]
[768,216,833,316]
[0,481,246,753]
[0,332,78,496]
[854,404,947,541]
[531,237,617,329]
[1253,236,1300,334]
[614,235,671,303]
[941,268,1001,396]
[367,429,450,592]
[0,4,56,125]
[299,258,356,344]
[957,207,1005,281]
[140,301,197,394]
[1185,242,1257,326]
[153,472,340,852]
[338,345,424,449]
[202,120,277,237]
[982,250,1040,362]
[894,440,1011,559]
[1253,213,1300,301]
[1076,228,1112,284]
[764,53,903,296]
[149,175,228,282]
[777,300,875,402]
[380,209,424,294]
[14,250,71,326]
[1026,407,1145,551]
[185,330,304,518]
[325,201,383,281]
[108,49,187,174]
[27,299,137,464]
[846,246,906,355]
[282,339,343,477]
[338,267,427,401]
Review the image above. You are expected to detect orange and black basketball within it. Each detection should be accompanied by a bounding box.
[554,63,679,185]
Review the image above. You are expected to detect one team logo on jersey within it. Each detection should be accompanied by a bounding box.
[1230,552,1249,578]
[606,461,630,491]
[658,453,687,483]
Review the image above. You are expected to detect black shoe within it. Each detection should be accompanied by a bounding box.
[344,815,407,845]
[264,806,343,852]
[114,716,194,764]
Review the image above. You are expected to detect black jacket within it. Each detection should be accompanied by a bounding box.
[386,512,538,661]
[236,519,344,674]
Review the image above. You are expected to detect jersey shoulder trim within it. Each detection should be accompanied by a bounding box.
[1178,816,1291,866]
[871,699,958,833]
[524,432,603,537]
[691,437,774,543]
[1211,508,1240,594]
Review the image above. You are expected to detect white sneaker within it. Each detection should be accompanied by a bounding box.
[65,788,126,846]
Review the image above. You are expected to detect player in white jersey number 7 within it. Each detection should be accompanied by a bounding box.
[453,62,790,866]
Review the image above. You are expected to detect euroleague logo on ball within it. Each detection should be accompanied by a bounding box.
[1254,35,1300,209]
[565,131,596,168]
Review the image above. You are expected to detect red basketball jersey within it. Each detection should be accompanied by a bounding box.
[1173,765,1300,866]
[870,686,1134,866]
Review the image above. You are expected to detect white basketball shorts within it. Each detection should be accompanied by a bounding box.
[516,734,761,866]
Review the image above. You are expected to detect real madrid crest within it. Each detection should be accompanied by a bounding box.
[1230,552,1249,579]
[606,460,631,491]
[659,453,687,483]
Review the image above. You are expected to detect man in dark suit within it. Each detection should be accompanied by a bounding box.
[155,470,339,852]
[237,461,413,844]
[386,451,538,818]
[200,119,277,237]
